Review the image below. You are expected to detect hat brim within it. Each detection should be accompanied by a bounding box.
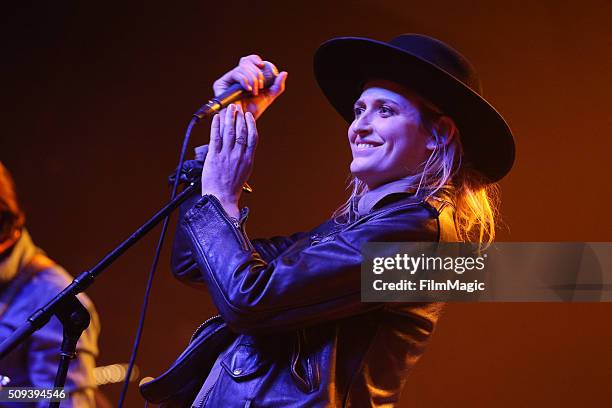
[313,37,515,183]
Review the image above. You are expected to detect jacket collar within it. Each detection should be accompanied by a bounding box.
[355,178,418,217]
[0,229,38,285]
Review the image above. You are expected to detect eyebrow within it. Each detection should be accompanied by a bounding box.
[353,98,402,108]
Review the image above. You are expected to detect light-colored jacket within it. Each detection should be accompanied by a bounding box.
[0,230,100,408]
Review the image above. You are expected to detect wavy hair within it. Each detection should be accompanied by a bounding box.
[333,99,501,246]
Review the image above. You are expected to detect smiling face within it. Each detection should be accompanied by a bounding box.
[348,80,434,189]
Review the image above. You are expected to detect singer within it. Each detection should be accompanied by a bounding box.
[143,34,514,407]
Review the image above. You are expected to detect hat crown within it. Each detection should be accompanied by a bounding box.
[389,34,482,95]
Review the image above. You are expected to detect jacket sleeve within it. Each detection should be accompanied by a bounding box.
[178,195,438,334]
[171,193,309,286]
[251,232,310,263]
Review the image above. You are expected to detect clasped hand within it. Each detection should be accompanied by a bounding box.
[200,103,257,219]
[200,55,287,219]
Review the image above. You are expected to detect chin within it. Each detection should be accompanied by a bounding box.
[351,159,373,174]
[350,165,377,187]
[350,163,367,179]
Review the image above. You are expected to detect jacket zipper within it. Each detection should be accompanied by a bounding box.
[196,381,214,408]
[189,314,223,407]
[207,196,252,251]
[230,217,252,251]
[189,314,221,344]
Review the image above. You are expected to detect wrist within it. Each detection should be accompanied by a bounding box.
[218,200,240,219]
[202,192,240,219]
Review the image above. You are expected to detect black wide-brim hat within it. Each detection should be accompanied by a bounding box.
[313,34,515,183]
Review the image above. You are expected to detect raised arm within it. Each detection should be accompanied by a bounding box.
[170,192,309,286]
[171,54,288,284]
[179,194,438,334]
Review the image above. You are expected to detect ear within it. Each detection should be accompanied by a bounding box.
[425,116,457,151]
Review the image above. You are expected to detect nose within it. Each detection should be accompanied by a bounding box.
[350,113,373,140]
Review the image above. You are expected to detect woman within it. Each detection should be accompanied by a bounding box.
[141,34,514,407]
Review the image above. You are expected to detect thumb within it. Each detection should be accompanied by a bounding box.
[268,71,288,97]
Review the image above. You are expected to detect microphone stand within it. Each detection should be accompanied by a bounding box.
[49,295,90,408]
[0,181,198,406]
[0,77,265,404]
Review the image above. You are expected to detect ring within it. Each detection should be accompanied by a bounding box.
[235,137,248,145]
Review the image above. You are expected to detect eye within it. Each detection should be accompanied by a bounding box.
[378,105,395,116]
[353,106,365,117]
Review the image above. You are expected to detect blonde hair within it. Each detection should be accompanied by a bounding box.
[333,99,501,246]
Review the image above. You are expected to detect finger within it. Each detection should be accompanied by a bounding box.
[209,115,222,153]
[209,114,222,153]
[218,108,227,138]
[231,71,252,93]
[194,144,209,161]
[212,70,235,95]
[268,71,288,96]
[222,104,237,151]
[262,61,279,89]
[239,64,259,95]
[234,105,247,152]
[214,70,251,96]
[248,61,265,90]
[245,111,258,152]
[263,61,279,77]
[243,54,264,68]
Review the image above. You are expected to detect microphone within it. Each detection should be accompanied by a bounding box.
[193,62,278,121]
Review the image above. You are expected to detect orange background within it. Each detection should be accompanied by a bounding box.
[2,1,611,406]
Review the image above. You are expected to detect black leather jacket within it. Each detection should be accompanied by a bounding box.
[140,190,456,407]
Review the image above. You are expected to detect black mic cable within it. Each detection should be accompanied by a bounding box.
[117,116,197,408]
